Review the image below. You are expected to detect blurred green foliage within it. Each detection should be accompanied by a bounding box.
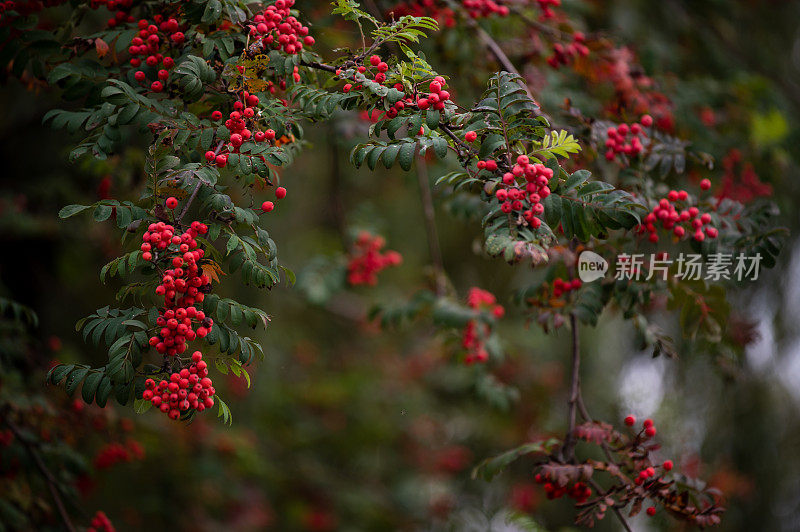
[1,0,800,531]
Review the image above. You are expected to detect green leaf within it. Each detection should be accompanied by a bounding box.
[398,142,416,171]
[431,137,448,159]
[134,398,153,414]
[472,439,560,481]
[381,143,401,169]
[64,367,89,397]
[95,376,113,407]
[93,204,113,222]
[563,169,591,192]
[59,204,91,218]
[202,0,223,23]
[81,371,103,404]
[426,110,440,130]
[217,396,232,425]
[226,235,240,256]
[479,134,506,160]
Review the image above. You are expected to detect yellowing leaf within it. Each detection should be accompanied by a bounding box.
[203,260,226,283]
[95,38,110,59]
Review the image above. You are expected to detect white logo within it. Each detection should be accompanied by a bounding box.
[578,251,608,282]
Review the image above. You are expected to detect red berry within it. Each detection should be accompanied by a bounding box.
[624,415,636,426]
[275,187,287,199]
[261,201,274,212]
[646,506,656,516]
[165,197,178,209]
[641,114,653,127]
[464,131,477,142]
[700,178,711,190]
[662,460,673,471]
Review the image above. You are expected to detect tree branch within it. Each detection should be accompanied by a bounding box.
[415,151,447,296]
[587,479,634,532]
[3,418,77,532]
[562,311,581,461]
[176,140,225,224]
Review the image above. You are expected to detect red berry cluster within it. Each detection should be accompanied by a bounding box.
[0,0,68,24]
[141,221,214,356]
[716,149,773,204]
[461,287,504,364]
[91,0,134,28]
[93,440,144,469]
[535,0,560,20]
[205,91,276,169]
[550,276,581,299]
[342,53,392,93]
[247,0,314,56]
[546,32,589,69]
[388,0,509,28]
[638,188,718,243]
[346,232,402,286]
[603,115,651,161]
[534,473,592,503]
[460,0,509,18]
[623,414,659,438]
[128,17,184,93]
[141,351,216,420]
[490,155,553,229]
[416,77,451,112]
[87,510,115,532]
[623,415,677,517]
[341,57,450,121]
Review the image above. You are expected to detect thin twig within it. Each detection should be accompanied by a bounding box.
[438,124,472,159]
[562,311,581,461]
[587,479,634,532]
[176,140,224,224]
[508,6,565,40]
[327,121,349,249]
[415,150,447,296]
[3,418,77,532]
[577,392,619,466]
[462,16,554,124]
